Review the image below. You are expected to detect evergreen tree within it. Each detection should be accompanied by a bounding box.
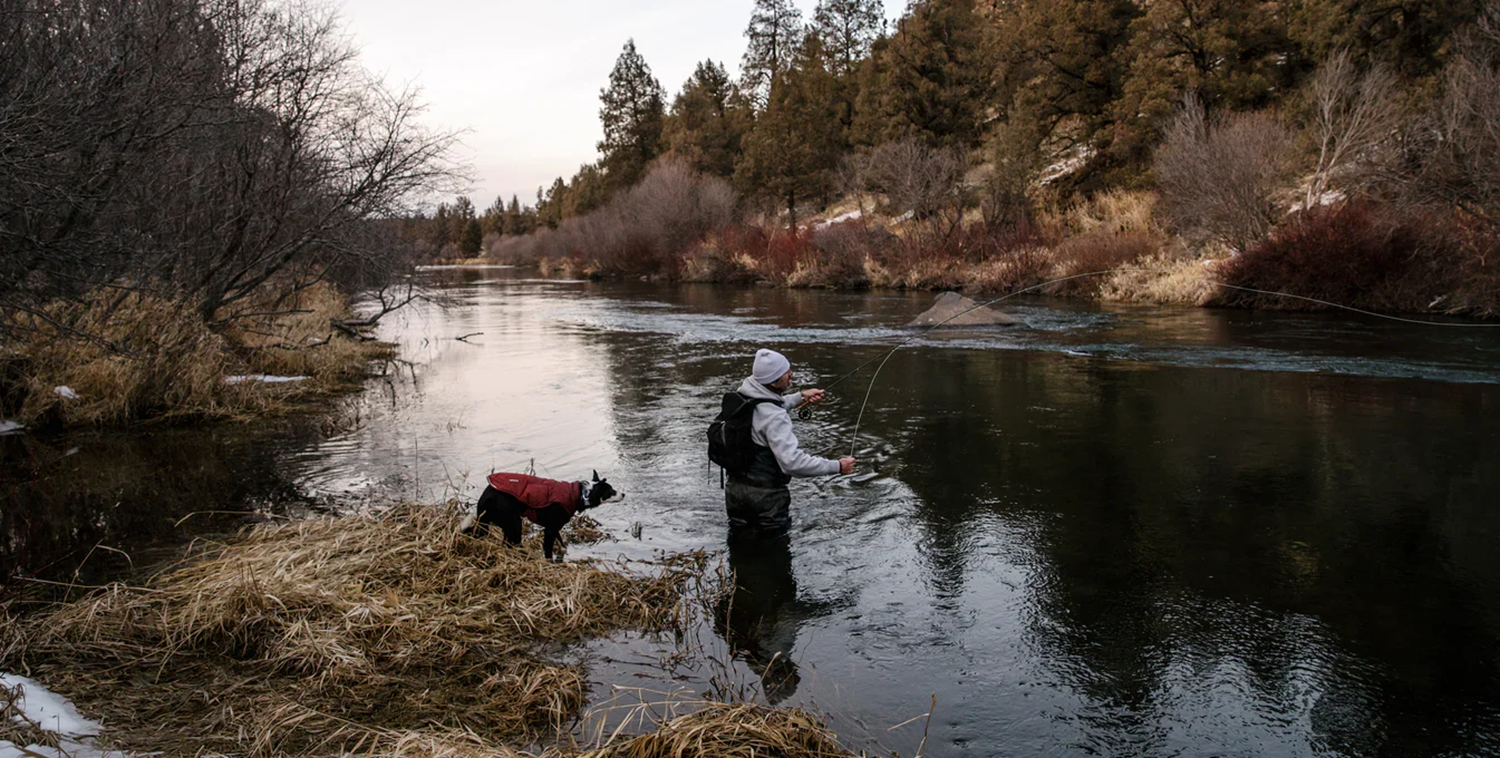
[878,0,994,148]
[737,34,844,223]
[598,39,665,194]
[850,34,893,147]
[991,0,1141,185]
[814,0,885,78]
[449,195,476,247]
[815,0,885,141]
[1111,0,1297,179]
[504,195,522,235]
[429,203,453,249]
[742,0,806,106]
[664,60,751,178]
[1288,0,1482,78]
[482,195,507,235]
[566,163,610,217]
[458,217,483,255]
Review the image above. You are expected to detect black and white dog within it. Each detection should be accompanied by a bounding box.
[459,470,621,561]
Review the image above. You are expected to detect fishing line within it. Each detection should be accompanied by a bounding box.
[823,267,1500,459]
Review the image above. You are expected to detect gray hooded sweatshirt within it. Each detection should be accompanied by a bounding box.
[737,377,842,478]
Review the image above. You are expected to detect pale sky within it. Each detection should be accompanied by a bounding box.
[341,0,906,211]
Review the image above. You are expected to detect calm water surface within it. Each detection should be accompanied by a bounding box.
[5,266,1500,757]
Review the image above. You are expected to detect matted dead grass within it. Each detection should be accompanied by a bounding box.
[0,505,706,757]
[3,281,391,427]
[580,702,860,758]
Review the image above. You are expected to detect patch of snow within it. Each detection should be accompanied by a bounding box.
[2,674,100,739]
[224,374,309,385]
[0,420,22,436]
[0,674,133,758]
[1040,146,1096,186]
[1288,189,1344,214]
[53,386,78,400]
[812,209,863,230]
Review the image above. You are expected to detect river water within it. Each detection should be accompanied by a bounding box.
[5,266,1500,757]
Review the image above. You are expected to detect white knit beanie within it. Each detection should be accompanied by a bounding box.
[752,349,791,384]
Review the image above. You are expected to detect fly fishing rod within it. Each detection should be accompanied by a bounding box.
[795,268,1500,459]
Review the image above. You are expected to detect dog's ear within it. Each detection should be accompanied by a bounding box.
[592,469,600,482]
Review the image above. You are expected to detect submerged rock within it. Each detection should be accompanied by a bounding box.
[906,291,1020,327]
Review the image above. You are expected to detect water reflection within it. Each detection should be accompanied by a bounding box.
[8,269,1500,757]
[716,534,803,703]
[1,422,331,585]
[892,347,1500,756]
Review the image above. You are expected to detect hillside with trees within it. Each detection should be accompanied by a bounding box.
[412,0,1500,319]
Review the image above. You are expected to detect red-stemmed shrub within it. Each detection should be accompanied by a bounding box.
[1215,202,1464,313]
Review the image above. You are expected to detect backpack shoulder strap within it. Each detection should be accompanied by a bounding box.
[723,392,780,416]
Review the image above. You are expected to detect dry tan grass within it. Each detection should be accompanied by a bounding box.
[223,281,394,385]
[3,282,390,427]
[580,702,861,758]
[5,291,265,426]
[1043,189,1160,238]
[1099,252,1224,306]
[0,505,704,757]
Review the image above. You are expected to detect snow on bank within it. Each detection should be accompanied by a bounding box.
[812,209,863,230]
[0,421,22,436]
[223,374,309,385]
[1,673,126,758]
[53,386,78,400]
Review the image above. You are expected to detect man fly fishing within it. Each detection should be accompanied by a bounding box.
[708,349,855,538]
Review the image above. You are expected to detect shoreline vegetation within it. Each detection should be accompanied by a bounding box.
[0,506,866,758]
[411,0,1500,323]
[1,0,461,430]
[1,282,396,430]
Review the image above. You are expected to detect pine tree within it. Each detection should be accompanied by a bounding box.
[664,60,751,178]
[598,39,665,194]
[815,0,885,142]
[503,195,522,235]
[429,203,453,249]
[737,34,844,224]
[458,217,482,255]
[1288,0,1482,78]
[742,0,806,106]
[878,0,994,148]
[1111,0,1297,177]
[449,195,476,247]
[814,0,884,78]
[482,195,506,235]
[990,0,1142,191]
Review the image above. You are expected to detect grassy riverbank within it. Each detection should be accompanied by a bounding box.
[0,505,864,758]
[494,185,1499,320]
[0,283,395,430]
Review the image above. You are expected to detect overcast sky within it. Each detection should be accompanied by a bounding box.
[341,0,906,211]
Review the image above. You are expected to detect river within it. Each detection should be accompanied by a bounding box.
[5,266,1500,757]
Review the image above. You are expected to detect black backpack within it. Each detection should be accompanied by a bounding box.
[707,393,778,472]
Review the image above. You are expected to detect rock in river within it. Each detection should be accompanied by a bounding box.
[906,291,1021,327]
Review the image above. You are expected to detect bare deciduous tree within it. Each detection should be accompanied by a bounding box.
[864,139,969,251]
[1155,95,1294,252]
[1306,50,1399,208]
[1372,4,1500,225]
[0,0,462,344]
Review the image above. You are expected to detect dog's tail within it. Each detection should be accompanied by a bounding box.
[457,513,477,536]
